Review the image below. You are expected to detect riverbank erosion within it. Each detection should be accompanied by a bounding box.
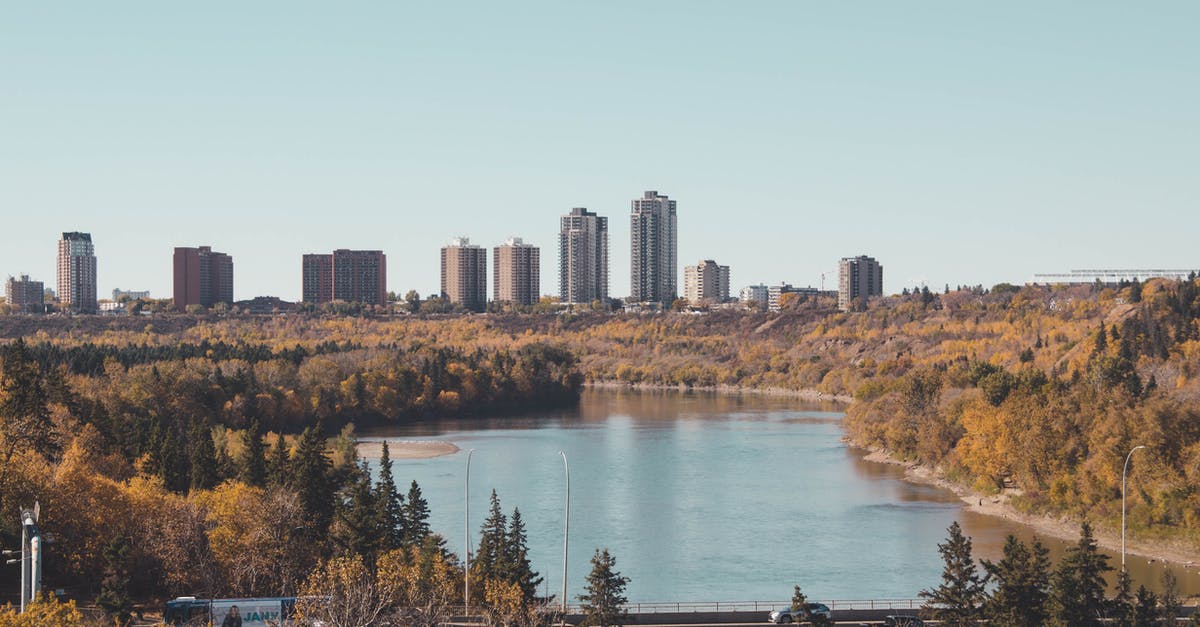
[861,448,1200,567]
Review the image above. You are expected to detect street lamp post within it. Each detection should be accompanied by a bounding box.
[1121,444,1146,569]
[559,451,570,620]
[464,448,476,611]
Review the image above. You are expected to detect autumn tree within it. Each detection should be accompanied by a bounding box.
[919,521,984,626]
[294,555,395,627]
[377,539,462,627]
[0,338,58,499]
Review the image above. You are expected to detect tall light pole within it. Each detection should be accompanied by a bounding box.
[559,451,570,619]
[464,448,476,611]
[1122,444,1146,569]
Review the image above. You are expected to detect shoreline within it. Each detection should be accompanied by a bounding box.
[860,448,1200,567]
[585,379,853,403]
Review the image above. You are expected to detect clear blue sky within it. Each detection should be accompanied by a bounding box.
[2,2,1197,301]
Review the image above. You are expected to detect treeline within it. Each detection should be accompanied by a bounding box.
[917,521,1187,626]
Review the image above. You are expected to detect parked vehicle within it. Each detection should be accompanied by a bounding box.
[768,603,833,623]
[883,615,925,627]
[164,596,299,626]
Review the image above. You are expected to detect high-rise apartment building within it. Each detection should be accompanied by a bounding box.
[302,254,334,303]
[559,208,608,305]
[493,238,540,306]
[57,232,97,313]
[630,191,677,304]
[683,259,730,304]
[6,275,45,313]
[441,238,487,312]
[173,246,234,310]
[301,250,387,306]
[331,250,387,306]
[838,255,884,311]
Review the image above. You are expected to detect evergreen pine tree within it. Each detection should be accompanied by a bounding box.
[404,479,432,546]
[1133,585,1158,627]
[372,442,406,551]
[578,548,630,627]
[0,338,57,462]
[267,433,289,487]
[473,490,508,585]
[95,534,133,626]
[188,421,218,491]
[1111,568,1134,627]
[291,424,334,534]
[982,535,1050,627]
[335,460,380,562]
[1094,325,1108,355]
[505,507,543,602]
[1161,569,1182,624]
[1052,521,1112,626]
[240,419,267,487]
[159,426,190,493]
[919,521,985,626]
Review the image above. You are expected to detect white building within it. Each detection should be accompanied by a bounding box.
[683,260,730,304]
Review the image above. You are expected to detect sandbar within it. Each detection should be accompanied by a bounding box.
[357,440,460,459]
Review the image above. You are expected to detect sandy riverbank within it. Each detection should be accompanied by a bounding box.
[862,449,1200,567]
[356,440,460,459]
[586,380,853,403]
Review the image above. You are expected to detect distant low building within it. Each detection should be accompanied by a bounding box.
[6,275,45,313]
[740,284,769,308]
[112,288,151,301]
[236,296,297,314]
[768,284,824,312]
[1030,269,1200,285]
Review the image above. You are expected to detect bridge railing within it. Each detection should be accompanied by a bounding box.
[560,598,925,614]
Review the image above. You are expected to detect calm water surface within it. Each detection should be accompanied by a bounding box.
[361,389,1200,603]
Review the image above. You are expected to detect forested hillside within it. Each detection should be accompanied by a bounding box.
[3,276,1200,619]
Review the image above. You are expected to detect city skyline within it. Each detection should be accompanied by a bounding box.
[3,3,1198,300]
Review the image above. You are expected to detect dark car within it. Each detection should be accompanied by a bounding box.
[883,615,925,627]
[767,603,832,623]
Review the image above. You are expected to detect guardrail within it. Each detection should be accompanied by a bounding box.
[556,599,925,614]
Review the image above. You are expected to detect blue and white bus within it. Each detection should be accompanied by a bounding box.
[164,596,299,626]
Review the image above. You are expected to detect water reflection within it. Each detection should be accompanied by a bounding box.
[360,388,1200,602]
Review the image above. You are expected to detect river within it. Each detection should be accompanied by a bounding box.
[360,388,1200,603]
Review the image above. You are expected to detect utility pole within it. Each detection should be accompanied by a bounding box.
[7,504,42,613]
